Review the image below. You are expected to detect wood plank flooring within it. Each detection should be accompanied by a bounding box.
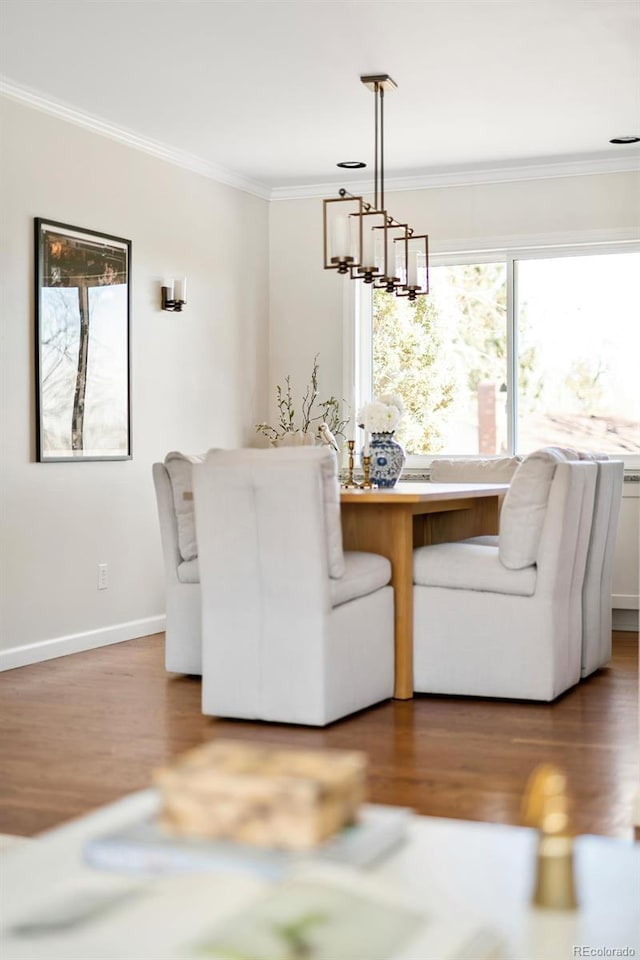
[0,632,636,839]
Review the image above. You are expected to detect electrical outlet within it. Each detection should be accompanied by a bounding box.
[97,563,108,590]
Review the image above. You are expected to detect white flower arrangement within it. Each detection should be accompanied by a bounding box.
[357,394,404,434]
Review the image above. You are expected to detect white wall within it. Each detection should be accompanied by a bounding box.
[269,172,640,416]
[2,103,637,667]
[0,98,270,665]
[268,198,345,428]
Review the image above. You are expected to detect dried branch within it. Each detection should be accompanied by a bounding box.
[255,355,349,446]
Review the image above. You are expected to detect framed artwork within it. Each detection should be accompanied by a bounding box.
[34,219,132,461]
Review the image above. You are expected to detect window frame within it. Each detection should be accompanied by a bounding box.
[345,237,640,469]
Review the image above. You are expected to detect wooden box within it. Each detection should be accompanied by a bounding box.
[154,739,367,849]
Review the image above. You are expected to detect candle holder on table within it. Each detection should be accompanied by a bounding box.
[359,455,375,490]
[342,440,360,489]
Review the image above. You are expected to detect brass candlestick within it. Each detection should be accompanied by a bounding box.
[360,455,374,489]
[342,440,359,489]
[523,764,578,910]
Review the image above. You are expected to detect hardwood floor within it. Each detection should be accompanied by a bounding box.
[0,632,636,839]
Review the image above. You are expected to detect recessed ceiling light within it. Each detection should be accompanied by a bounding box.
[336,161,367,169]
[609,136,640,144]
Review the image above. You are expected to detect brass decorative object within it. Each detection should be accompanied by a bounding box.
[522,764,578,910]
[342,440,359,489]
[360,455,374,489]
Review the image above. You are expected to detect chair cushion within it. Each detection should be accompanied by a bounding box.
[177,550,389,602]
[429,457,522,483]
[177,558,200,584]
[329,551,391,607]
[164,451,207,561]
[465,535,499,547]
[414,542,537,596]
[499,447,574,570]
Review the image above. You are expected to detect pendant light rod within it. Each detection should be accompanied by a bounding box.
[361,74,396,211]
[380,84,385,210]
[374,82,379,209]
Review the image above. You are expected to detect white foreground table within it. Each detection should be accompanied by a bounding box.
[1,791,638,960]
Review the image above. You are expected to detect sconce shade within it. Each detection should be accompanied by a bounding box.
[174,278,187,303]
[162,276,187,312]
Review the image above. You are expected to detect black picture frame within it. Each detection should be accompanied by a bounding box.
[34,219,132,462]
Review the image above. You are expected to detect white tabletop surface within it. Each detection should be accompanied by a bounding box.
[1,790,638,960]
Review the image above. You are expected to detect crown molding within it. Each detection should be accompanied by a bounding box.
[3,76,639,203]
[0,77,271,200]
[270,152,640,200]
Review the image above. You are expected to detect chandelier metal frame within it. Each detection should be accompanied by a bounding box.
[323,74,429,301]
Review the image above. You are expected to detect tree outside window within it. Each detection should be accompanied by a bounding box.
[371,249,639,458]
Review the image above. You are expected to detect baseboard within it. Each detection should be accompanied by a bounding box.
[612,608,639,632]
[612,593,640,611]
[0,616,166,672]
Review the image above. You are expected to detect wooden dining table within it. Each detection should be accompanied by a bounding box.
[340,482,509,699]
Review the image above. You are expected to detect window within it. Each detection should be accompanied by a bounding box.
[358,245,640,463]
[516,252,639,456]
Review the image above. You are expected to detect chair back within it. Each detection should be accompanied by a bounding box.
[532,461,596,687]
[581,460,624,676]
[536,461,596,589]
[153,460,204,674]
[152,462,181,576]
[430,456,521,482]
[193,448,336,721]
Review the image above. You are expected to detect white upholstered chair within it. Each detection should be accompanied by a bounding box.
[412,453,597,701]
[153,454,204,675]
[461,455,624,679]
[193,447,394,726]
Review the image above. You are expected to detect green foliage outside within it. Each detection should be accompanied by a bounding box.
[372,262,542,455]
[372,290,455,453]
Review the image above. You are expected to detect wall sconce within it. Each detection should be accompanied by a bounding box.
[161,278,187,312]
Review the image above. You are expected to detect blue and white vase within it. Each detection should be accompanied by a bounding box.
[363,432,406,488]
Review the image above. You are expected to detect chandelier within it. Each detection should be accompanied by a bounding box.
[323,75,429,301]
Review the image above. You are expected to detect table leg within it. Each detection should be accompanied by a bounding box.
[389,510,415,699]
[341,495,501,701]
[341,504,415,700]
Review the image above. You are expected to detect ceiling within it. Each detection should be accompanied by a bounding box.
[1,0,639,195]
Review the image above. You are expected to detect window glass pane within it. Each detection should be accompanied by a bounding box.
[372,263,507,455]
[516,252,640,455]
